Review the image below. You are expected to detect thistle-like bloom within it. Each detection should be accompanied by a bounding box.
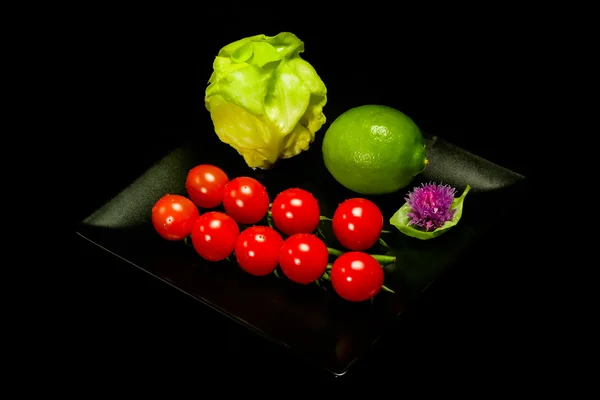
[405,182,457,231]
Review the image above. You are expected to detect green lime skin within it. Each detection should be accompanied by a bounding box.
[322,105,427,195]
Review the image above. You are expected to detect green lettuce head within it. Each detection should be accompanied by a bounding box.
[205,32,327,169]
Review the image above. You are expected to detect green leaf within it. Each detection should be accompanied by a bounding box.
[389,184,471,240]
[231,41,254,63]
[264,61,311,135]
[252,42,282,67]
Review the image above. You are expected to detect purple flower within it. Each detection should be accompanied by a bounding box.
[405,182,457,231]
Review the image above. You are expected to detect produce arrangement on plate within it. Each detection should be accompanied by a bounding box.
[149,32,471,303]
[77,29,528,376]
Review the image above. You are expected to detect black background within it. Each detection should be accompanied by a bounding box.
[76,5,535,387]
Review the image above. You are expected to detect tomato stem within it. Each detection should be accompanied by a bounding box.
[326,263,333,271]
[183,236,193,247]
[273,269,282,279]
[327,247,343,257]
[316,226,326,239]
[266,214,276,230]
[319,216,332,221]
[371,254,396,265]
[381,284,395,293]
[378,237,391,250]
[381,229,392,234]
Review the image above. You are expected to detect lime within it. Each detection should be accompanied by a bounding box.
[322,105,428,195]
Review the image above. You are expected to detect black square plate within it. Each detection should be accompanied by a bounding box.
[76,130,527,376]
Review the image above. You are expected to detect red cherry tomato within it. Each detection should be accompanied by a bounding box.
[151,194,200,241]
[332,198,383,251]
[222,177,270,224]
[279,234,328,284]
[330,252,384,302]
[234,226,284,276]
[185,164,229,208]
[191,211,240,261]
[271,188,320,236]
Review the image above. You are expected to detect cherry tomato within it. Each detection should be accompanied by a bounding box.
[332,198,383,251]
[330,252,384,302]
[222,177,270,225]
[271,188,320,236]
[151,194,200,241]
[191,211,240,261]
[185,164,229,208]
[279,234,328,284]
[234,226,284,276]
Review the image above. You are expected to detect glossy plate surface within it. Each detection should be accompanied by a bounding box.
[76,130,527,376]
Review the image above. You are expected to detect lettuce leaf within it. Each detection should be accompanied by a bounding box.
[205,32,327,169]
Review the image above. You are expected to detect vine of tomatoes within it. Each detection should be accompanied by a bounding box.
[151,164,396,303]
